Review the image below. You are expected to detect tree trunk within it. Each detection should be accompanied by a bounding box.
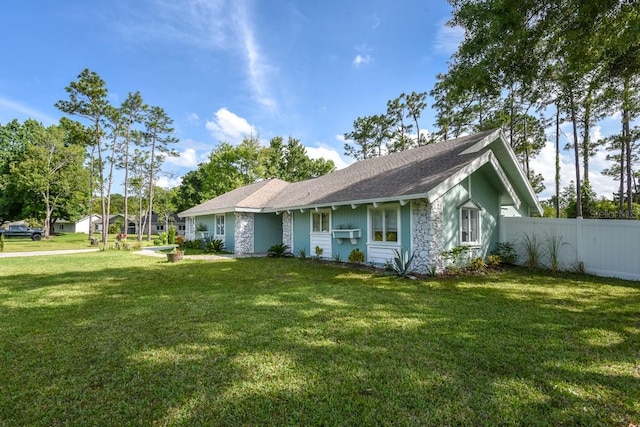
[623,77,633,216]
[88,145,96,240]
[147,139,156,241]
[570,89,583,218]
[555,105,561,218]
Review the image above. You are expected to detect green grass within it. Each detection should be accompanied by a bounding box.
[1,254,639,426]
[0,233,160,252]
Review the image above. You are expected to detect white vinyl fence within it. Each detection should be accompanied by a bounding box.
[501,217,640,281]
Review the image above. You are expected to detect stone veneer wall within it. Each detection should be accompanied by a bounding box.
[234,212,255,254]
[281,211,293,249]
[411,198,445,273]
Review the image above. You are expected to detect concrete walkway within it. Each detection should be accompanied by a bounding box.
[0,246,234,261]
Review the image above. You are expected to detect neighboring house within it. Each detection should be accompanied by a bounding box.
[53,213,185,235]
[127,212,186,236]
[178,129,542,273]
[52,215,101,234]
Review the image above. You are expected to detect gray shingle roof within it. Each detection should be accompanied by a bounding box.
[178,179,289,216]
[266,129,497,210]
[179,129,507,216]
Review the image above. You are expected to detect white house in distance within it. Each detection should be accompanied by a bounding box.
[52,215,101,234]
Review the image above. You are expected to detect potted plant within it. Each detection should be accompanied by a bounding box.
[166,247,184,263]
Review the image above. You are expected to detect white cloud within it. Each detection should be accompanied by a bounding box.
[114,0,277,113]
[335,134,346,142]
[530,136,619,200]
[233,1,277,111]
[369,15,381,30]
[165,148,199,168]
[186,112,199,124]
[306,144,352,170]
[353,54,372,67]
[205,107,256,143]
[156,175,182,189]
[0,96,58,125]
[434,20,464,55]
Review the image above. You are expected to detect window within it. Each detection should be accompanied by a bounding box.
[370,207,398,243]
[178,225,185,231]
[215,215,225,236]
[312,211,330,232]
[460,207,480,245]
[156,224,164,232]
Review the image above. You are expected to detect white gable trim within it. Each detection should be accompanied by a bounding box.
[489,154,521,209]
[426,151,490,201]
[459,129,502,155]
[461,129,542,215]
[426,151,521,209]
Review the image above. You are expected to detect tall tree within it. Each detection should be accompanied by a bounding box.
[344,115,392,160]
[404,91,428,145]
[142,106,178,240]
[55,69,110,243]
[11,122,87,237]
[118,92,147,235]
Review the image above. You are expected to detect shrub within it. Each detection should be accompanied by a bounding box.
[206,239,225,253]
[268,243,292,257]
[521,234,541,269]
[487,254,501,267]
[314,246,324,259]
[158,232,168,245]
[491,242,517,265]
[175,235,186,246]
[153,238,162,246]
[441,245,470,272]
[0,233,4,252]
[468,257,487,272]
[390,248,415,278]
[348,248,365,264]
[544,231,567,274]
[168,226,176,244]
[108,223,121,234]
[296,247,307,259]
[333,253,343,263]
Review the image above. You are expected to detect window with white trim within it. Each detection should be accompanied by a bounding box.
[460,202,481,245]
[370,206,399,243]
[311,211,330,232]
[215,215,225,236]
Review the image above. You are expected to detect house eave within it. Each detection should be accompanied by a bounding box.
[264,194,430,213]
[178,206,264,217]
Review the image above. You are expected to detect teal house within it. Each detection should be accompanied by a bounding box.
[178,129,542,273]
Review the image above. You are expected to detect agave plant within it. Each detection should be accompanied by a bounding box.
[390,248,415,278]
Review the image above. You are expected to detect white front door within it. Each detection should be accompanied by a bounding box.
[310,210,331,258]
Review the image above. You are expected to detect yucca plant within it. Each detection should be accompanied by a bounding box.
[390,248,415,278]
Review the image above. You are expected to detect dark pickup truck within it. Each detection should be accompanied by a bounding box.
[0,225,44,241]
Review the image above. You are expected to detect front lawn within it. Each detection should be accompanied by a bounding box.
[0,254,638,425]
[0,232,159,252]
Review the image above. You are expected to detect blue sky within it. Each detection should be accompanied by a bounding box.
[0,0,627,200]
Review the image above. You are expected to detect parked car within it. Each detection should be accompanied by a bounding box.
[0,225,44,241]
